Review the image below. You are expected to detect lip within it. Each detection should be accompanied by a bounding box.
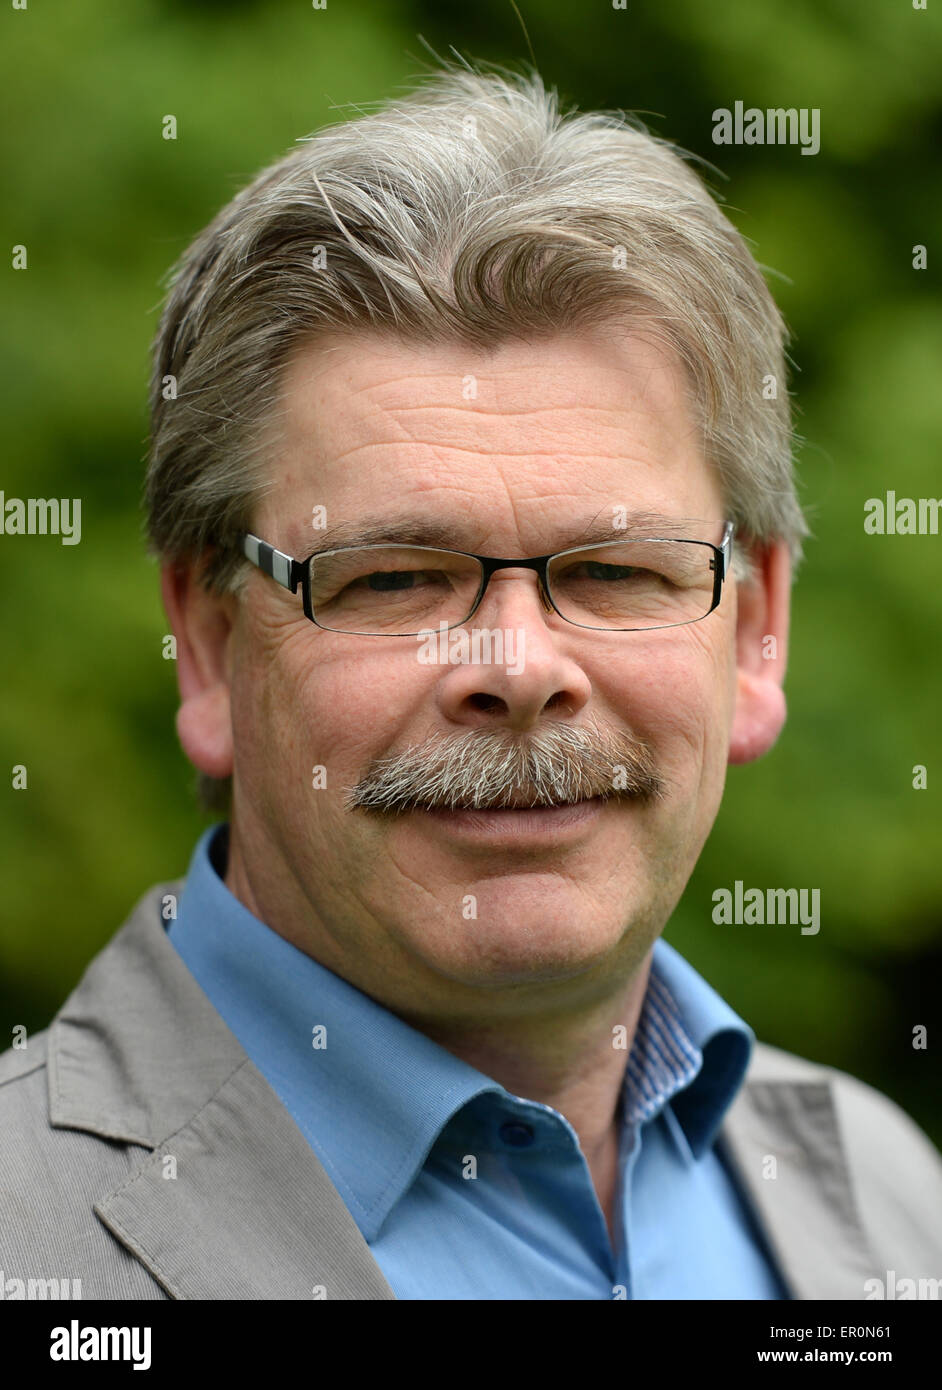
[415,796,605,841]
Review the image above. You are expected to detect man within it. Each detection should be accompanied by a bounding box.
[2,64,940,1302]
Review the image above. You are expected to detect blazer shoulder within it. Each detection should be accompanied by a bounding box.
[0,1027,48,1089]
[0,1027,56,1165]
[748,1039,941,1164]
[748,1038,942,1269]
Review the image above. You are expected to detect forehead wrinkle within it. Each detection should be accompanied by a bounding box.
[297,354,682,452]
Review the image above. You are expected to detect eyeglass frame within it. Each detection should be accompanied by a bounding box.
[238,519,735,636]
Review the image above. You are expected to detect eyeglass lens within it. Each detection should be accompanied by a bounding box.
[306,541,717,634]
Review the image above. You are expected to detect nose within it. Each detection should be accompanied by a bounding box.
[432,569,593,732]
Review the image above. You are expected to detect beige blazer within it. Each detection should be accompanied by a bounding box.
[1,882,940,1300]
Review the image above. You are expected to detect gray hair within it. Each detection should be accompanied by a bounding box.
[144,59,807,813]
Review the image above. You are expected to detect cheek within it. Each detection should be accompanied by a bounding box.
[595,626,732,798]
[228,613,324,799]
[237,625,429,804]
[605,625,728,739]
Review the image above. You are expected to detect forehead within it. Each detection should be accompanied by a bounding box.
[258,325,721,556]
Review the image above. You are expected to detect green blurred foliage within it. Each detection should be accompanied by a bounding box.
[1,0,939,1144]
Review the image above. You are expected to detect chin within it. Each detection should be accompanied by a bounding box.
[403,907,635,989]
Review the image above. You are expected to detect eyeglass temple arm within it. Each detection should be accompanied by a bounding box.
[718,521,734,580]
[242,534,303,593]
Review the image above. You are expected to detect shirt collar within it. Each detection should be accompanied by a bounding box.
[169,824,753,1236]
[629,937,754,1160]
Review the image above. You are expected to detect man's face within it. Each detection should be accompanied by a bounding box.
[206,326,767,1020]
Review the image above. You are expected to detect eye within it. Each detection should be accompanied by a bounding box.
[350,568,448,593]
[559,560,659,584]
[578,561,647,582]
[364,570,418,591]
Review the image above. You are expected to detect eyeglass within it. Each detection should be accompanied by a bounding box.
[239,521,734,636]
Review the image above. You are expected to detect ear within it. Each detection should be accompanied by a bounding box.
[728,539,792,765]
[160,559,237,779]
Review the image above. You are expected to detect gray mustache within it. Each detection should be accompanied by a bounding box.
[345,720,664,814]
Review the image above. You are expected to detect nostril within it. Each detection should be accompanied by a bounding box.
[469,692,505,713]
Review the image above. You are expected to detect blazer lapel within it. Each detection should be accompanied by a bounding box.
[94,1058,396,1299]
[48,882,395,1300]
[720,1072,876,1300]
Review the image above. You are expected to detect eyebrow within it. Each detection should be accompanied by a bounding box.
[283,511,713,560]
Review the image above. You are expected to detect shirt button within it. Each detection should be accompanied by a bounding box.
[499,1121,536,1148]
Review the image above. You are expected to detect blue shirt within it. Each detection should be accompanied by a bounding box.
[167,824,791,1300]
